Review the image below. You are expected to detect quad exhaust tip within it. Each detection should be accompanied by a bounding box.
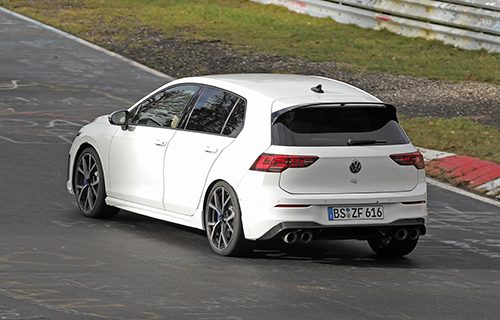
[300,231,313,244]
[395,228,409,241]
[283,228,420,244]
[409,228,421,240]
[283,231,297,244]
[283,231,314,244]
[394,227,421,241]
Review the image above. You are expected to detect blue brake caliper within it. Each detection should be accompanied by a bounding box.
[83,161,89,186]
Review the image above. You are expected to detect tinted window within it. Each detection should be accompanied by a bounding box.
[131,85,199,128]
[222,99,246,137]
[271,105,409,146]
[185,87,241,135]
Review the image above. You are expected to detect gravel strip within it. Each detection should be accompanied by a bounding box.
[101,32,500,127]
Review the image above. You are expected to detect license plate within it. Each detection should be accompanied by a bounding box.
[328,206,384,221]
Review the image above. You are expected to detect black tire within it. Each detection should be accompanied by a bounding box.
[368,234,419,257]
[204,181,254,257]
[74,147,119,219]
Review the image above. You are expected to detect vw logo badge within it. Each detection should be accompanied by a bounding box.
[349,159,362,174]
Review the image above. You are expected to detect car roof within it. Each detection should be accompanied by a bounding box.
[174,74,381,110]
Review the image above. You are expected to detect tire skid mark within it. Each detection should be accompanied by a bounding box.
[0,276,163,319]
[0,118,87,144]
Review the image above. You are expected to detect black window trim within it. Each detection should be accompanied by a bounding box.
[180,86,207,130]
[219,97,241,135]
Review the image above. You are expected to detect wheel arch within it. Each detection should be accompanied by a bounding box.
[71,142,104,192]
[201,179,226,231]
[201,179,254,256]
[71,142,120,219]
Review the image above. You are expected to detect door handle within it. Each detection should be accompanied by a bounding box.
[204,146,218,153]
[154,139,167,146]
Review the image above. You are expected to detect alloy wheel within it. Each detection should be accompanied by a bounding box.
[75,152,100,213]
[206,186,235,251]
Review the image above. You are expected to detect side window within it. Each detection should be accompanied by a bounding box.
[185,87,242,135]
[222,99,246,137]
[131,85,199,128]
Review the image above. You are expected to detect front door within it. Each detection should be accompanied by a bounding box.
[108,126,173,209]
[107,84,200,209]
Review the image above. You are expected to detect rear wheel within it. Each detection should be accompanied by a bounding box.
[204,181,254,256]
[368,233,419,257]
[74,147,119,219]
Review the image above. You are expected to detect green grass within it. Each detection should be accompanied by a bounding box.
[400,117,500,164]
[2,0,500,83]
[2,0,499,164]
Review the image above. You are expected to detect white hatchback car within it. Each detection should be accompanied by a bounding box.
[67,74,427,257]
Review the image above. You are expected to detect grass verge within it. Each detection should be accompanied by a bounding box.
[400,117,500,164]
[1,0,500,84]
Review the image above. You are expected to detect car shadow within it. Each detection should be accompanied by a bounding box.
[250,239,421,269]
[91,211,433,269]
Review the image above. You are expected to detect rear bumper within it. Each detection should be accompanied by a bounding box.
[237,171,427,241]
[258,218,426,241]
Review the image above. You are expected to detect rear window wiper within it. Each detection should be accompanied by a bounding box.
[347,139,387,145]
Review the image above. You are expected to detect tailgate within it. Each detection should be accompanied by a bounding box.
[277,146,419,194]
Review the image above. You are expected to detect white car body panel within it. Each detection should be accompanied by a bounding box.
[162,130,234,215]
[105,196,205,229]
[108,125,176,209]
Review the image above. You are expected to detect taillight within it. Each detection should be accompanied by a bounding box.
[250,153,319,173]
[390,151,425,169]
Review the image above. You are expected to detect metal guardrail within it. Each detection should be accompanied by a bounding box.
[346,0,500,36]
[250,0,500,52]
[442,0,500,11]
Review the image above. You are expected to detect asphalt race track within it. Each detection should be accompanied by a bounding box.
[1,8,500,320]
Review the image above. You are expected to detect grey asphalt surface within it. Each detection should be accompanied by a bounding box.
[1,7,500,320]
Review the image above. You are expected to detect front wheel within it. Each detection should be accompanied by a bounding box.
[74,147,119,219]
[204,181,254,257]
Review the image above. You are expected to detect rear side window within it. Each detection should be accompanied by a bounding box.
[185,87,246,137]
[271,105,409,146]
[222,99,246,137]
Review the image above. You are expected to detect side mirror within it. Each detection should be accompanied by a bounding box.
[108,110,130,130]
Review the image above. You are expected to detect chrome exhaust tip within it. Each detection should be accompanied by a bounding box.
[409,228,421,240]
[283,232,298,244]
[394,228,409,241]
[300,231,313,244]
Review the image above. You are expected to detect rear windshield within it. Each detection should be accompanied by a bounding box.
[271,105,410,146]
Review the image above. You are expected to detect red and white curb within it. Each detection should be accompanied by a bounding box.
[418,147,500,200]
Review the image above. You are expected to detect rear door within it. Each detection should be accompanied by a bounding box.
[162,86,246,215]
[270,104,419,194]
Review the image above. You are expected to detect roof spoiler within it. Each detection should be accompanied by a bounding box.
[271,102,398,125]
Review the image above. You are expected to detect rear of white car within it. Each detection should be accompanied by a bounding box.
[234,97,427,257]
